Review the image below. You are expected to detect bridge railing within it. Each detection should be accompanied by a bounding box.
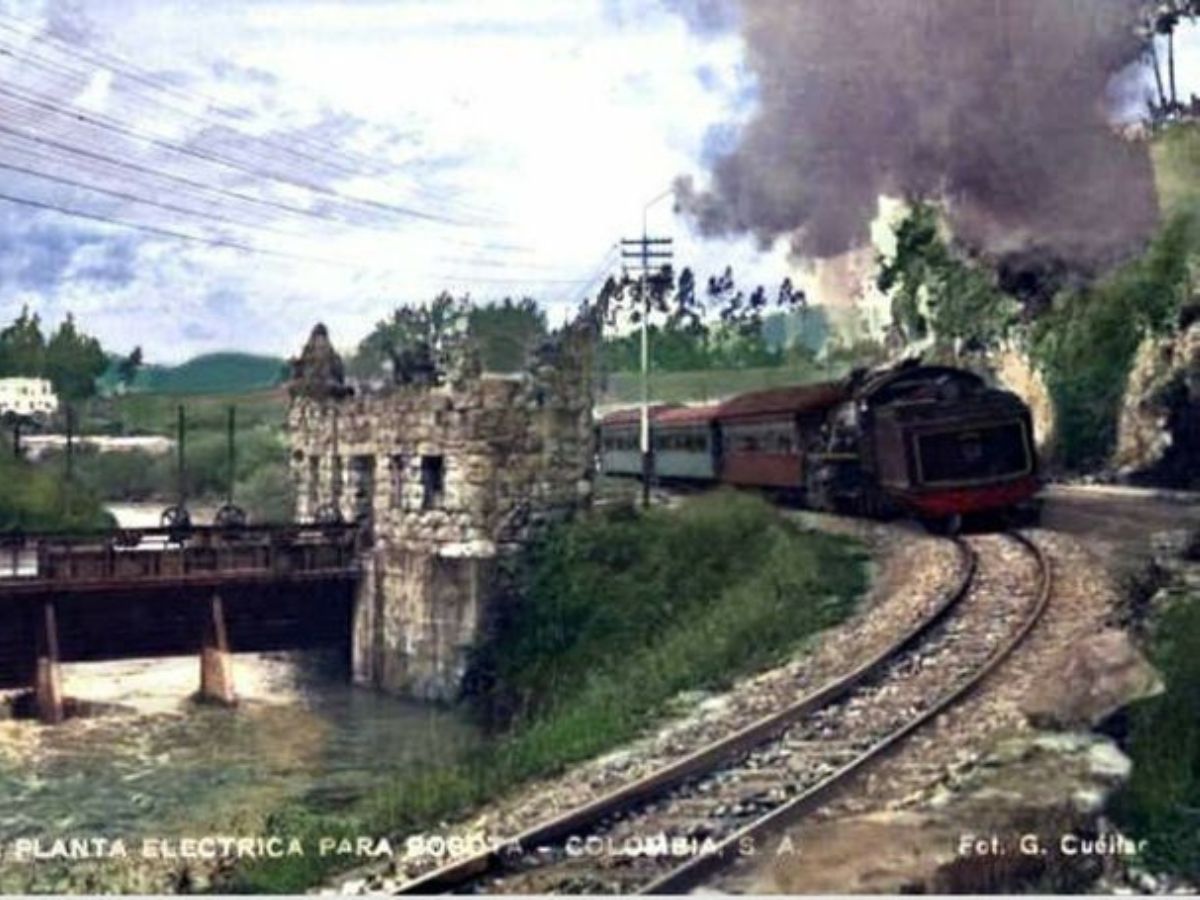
[0,523,363,586]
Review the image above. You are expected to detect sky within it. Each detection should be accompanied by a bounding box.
[0,0,1192,364]
[0,0,794,363]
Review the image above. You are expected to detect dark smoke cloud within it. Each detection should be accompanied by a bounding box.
[674,0,1160,272]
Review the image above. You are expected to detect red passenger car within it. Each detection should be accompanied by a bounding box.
[713,383,846,491]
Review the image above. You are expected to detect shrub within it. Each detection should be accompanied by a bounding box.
[236,460,296,523]
[0,452,111,532]
[1112,593,1200,881]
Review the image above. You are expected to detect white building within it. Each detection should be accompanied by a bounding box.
[0,377,59,418]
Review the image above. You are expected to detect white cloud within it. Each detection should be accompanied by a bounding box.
[0,0,800,363]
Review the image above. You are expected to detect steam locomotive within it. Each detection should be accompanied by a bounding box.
[598,361,1040,529]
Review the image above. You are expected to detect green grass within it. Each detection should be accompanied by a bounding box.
[233,492,868,892]
[81,387,287,437]
[599,361,848,406]
[1112,583,1200,881]
[1152,122,1200,220]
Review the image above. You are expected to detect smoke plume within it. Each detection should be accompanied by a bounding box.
[674,0,1160,274]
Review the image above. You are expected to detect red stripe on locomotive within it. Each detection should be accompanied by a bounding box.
[901,475,1039,517]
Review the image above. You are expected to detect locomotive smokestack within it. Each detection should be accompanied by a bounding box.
[670,0,1160,275]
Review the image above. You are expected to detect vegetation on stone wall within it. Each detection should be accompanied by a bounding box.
[872,185,1199,473]
[234,492,867,892]
[349,295,549,379]
[1030,212,1198,469]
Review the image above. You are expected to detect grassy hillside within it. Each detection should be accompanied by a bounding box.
[138,352,286,395]
[83,387,287,437]
[599,359,848,406]
[1114,583,1200,883]
[99,352,287,397]
[1151,122,1200,218]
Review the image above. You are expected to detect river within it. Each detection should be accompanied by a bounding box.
[0,504,480,893]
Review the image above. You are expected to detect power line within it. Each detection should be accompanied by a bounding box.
[0,13,400,184]
[0,153,308,240]
[0,187,606,285]
[0,16,510,225]
[0,15,620,286]
[0,186,337,265]
[0,68,479,229]
[0,115,536,255]
[570,242,620,304]
[0,110,579,271]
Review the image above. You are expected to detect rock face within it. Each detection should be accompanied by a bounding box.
[287,312,598,700]
[991,342,1056,456]
[1114,318,1200,487]
[762,732,1139,895]
[1020,629,1163,731]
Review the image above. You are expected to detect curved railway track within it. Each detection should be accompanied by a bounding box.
[397,531,1052,895]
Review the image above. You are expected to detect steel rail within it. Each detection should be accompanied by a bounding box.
[396,535,979,894]
[641,530,1052,893]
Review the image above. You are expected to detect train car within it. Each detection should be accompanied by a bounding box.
[598,404,676,477]
[597,360,1040,528]
[713,382,846,491]
[652,405,719,481]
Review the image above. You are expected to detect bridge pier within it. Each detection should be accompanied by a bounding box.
[199,592,236,706]
[34,599,64,724]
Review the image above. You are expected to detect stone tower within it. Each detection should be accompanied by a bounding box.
[287,311,597,699]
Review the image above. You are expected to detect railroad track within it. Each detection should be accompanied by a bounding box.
[397,531,1052,895]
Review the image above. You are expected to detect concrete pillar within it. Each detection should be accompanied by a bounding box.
[199,592,236,705]
[34,599,64,725]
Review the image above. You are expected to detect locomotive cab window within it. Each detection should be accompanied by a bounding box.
[914,421,1031,486]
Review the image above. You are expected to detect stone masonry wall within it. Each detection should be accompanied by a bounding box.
[287,317,596,700]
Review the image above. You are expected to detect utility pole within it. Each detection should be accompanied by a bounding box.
[64,404,74,482]
[621,232,673,508]
[226,405,236,509]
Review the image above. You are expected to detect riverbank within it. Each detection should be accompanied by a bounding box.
[235,492,869,892]
[0,493,869,894]
[0,652,479,893]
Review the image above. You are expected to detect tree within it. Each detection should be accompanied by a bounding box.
[355,293,471,385]
[876,202,1018,357]
[116,346,143,391]
[1141,1,1200,120]
[44,314,108,402]
[466,298,548,372]
[0,306,47,378]
[596,264,805,370]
